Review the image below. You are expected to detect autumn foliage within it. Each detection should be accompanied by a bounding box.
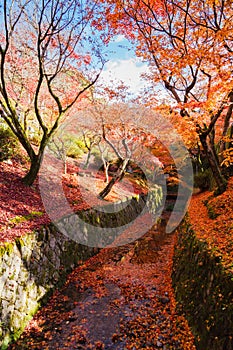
[95,0,233,194]
[0,0,104,185]
[1,1,233,348]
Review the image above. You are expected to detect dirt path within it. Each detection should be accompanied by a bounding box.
[9,224,196,350]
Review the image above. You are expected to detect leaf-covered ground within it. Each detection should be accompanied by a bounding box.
[0,158,50,242]
[9,228,196,350]
[189,177,233,273]
[0,157,146,242]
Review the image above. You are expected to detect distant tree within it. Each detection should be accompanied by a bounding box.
[0,0,104,185]
[98,140,111,183]
[81,102,162,199]
[82,131,101,169]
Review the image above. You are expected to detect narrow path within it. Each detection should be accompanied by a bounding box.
[9,224,196,350]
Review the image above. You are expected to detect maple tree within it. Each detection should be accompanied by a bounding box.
[77,100,166,199]
[0,0,104,185]
[97,0,233,194]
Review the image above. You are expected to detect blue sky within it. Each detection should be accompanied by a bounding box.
[107,35,133,60]
[98,35,153,97]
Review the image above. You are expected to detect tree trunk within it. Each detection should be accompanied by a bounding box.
[22,153,43,186]
[199,133,227,195]
[63,153,67,175]
[209,129,219,166]
[98,176,120,199]
[84,150,91,169]
[229,124,233,150]
[104,162,110,183]
[219,99,233,158]
[98,158,129,199]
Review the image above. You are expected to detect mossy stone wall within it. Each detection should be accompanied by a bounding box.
[0,225,97,349]
[0,192,161,349]
[172,217,233,350]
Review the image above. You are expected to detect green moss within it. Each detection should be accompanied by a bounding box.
[1,333,11,350]
[15,235,34,256]
[9,304,40,346]
[0,224,98,349]
[0,242,15,258]
[9,211,44,227]
[0,125,20,162]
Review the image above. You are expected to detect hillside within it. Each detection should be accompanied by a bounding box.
[0,156,148,243]
[189,177,233,274]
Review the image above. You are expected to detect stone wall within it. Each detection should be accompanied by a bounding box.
[0,225,97,349]
[56,194,149,247]
[172,217,233,350]
[0,190,163,349]
[55,186,164,248]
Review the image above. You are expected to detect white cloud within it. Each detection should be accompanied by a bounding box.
[110,35,126,43]
[99,58,151,96]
